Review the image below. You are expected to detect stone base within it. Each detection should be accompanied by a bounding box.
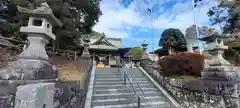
[201,71,240,81]
[81,53,90,58]
[15,83,55,108]
[205,65,235,72]
[0,80,81,108]
[0,58,58,80]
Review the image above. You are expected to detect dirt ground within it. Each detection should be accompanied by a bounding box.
[50,55,86,81]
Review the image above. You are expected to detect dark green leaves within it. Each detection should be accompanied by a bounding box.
[159,28,187,51]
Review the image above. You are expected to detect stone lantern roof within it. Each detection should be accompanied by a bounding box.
[17,5,62,27]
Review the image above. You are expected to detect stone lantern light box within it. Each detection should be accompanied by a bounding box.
[18,6,62,40]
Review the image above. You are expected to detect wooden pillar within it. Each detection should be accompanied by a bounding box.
[93,53,95,61]
[109,54,111,66]
[74,52,77,61]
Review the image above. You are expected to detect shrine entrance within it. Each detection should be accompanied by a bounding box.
[95,54,109,67]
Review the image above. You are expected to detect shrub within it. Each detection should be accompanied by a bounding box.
[158,52,204,77]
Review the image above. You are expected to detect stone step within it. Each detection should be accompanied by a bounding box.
[94,80,150,85]
[94,87,156,92]
[95,76,143,80]
[92,101,166,108]
[95,78,148,82]
[95,72,144,76]
[93,87,158,94]
[95,69,119,72]
[92,92,161,100]
[94,83,155,89]
[95,74,145,77]
[95,75,145,78]
[91,96,166,107]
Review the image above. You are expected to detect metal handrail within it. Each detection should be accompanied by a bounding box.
[122,68,142,108]
[120,59,145,96]
[127,70,145,96]
[119,58,148,108]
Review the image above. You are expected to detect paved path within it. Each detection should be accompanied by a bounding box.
[89,68,174,108]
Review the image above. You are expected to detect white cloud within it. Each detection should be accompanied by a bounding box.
[93,0,143,38]
[153,0,220,33]
[93,0,221,38]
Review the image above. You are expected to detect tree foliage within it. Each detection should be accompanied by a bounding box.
[91,30,102,39]
[0,0,102,49]
[195,0,236,34]
[159,28,187,52]
[131,47,144,60]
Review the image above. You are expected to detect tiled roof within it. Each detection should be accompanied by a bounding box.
[89,36,125,50]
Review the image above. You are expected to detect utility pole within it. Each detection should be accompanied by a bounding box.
[191,0,202,54]
[148,8,155,55]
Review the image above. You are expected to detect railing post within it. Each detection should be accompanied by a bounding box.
[124,72,126,85]
[138,96,140,108]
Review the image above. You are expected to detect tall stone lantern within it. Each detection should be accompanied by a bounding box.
[141,40,148,52]
[200,34,240,107]
[141,40,149,66]
[0,2,62,80]
[81,34,90,58]
[199,34,240,80]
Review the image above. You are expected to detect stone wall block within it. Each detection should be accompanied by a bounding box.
[14,83,55,108]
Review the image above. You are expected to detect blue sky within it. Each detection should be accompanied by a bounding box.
[93,0,220,52]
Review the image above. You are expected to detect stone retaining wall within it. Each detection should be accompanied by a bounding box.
[0,80,81,108]
[140,60,240,108]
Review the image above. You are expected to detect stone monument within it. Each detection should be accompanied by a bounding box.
[0,0,62,80]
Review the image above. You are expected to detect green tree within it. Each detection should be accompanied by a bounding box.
[194,0,236,34]
[159,28,187,54]
[0,0,102,49]
[91,31,102,39]
[131,47,144,60]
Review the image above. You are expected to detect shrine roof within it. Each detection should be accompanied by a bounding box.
[89,35,125,50]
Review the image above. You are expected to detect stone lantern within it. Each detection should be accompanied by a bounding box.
[199,34,240,80]
[81,34,90,58]
[0,2,62,80]
[199,33,240,108]
[141,40,148,52]
[17,4,62,60]
[141,40,149,60]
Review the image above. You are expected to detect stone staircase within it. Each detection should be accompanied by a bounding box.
[89,68,174,108]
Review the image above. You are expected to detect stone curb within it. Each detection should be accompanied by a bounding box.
[84,62,96,108]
